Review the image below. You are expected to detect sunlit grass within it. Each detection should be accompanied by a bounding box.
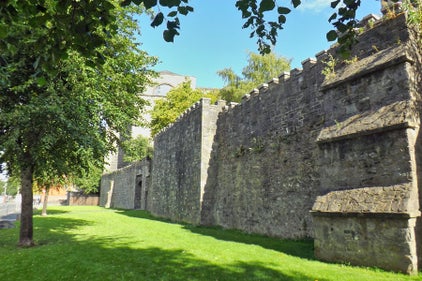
[0,206,420,281]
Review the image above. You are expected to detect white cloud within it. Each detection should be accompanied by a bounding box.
[296,0,333,13]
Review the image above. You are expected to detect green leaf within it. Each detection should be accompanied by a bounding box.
[151,12,164,27]
[36,77,47,87]
[177,6,192,15]
[277,7,291,14]
[143,0,158,10]
[243,17,255,29]
[159,0,181,8]
[168,11,178,17]
[259,0,275,13]
[292,0,301,8]
[278,15,286,24]
[0,24,8,39]
[163,29,179,42]
[336,22,348,33]
[328,12,337,22]
[330,0,340,8]
[167,19,180,30]
[326,30,338,41]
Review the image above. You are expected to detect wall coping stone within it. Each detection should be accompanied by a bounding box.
[312,183,420,217]
[311,211,418,219]
[317,100,418,143]
[321,45,413,91]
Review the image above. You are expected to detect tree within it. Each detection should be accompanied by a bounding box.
[1,1,373,73]
[218,52,290,102]
[121,135,154,163]
[0,3,157,246]
[33,177,65,217]
[150,81,220,136]
[71,165,103,195]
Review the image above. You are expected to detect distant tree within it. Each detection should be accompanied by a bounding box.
[0,180,6,195]
[218,52,290,102]
[0,3,156,246]
[70,164,103,195]
[33,177,66,217]
[0,176,20,196]
[121,135,154,162]
[150,81,220,136]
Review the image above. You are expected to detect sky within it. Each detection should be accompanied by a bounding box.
[136,0,383,89]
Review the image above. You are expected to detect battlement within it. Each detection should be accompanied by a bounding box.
[155,98,227,138]
[225,14,409,117]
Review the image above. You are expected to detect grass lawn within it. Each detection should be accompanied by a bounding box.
[0,206,421,281]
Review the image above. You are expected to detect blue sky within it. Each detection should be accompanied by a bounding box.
[137,1,382,88]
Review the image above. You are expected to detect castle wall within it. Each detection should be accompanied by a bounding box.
[201,63,325,238]
[67,192,99,206]
[100,159,151,209]
[100,13,422,274]
[311,15,422,274]
[200,14,421,241]
[148,99,225,224]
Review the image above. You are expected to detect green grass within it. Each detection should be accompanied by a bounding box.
[0,206,421,281]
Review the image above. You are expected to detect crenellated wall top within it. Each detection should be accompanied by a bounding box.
[220,13,411,113]
[155,98,227,137]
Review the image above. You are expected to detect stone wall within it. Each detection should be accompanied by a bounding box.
[148,99,225,224]
[201,60,325,238]
[149,14,421,273]
[100,14,422,274]
[202,14,419,238]
[311,14,422,274]
[312,184,420,274]
[100,159,151,209]
[67,192,99,206]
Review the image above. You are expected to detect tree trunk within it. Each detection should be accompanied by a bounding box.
[41,188,49,216]
[19,164,34,247]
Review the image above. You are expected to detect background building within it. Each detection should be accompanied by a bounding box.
[104,71,196,172]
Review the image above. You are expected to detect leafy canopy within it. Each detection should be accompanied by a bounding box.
[0,1,157,245]
[1,0,373,70]
[121,135,154,163]
[0,3,157,184]
[218,52,290,102]
[150,81,219,136]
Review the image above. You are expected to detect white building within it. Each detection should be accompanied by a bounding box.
[131,70,196,140]
[104,71,196,172]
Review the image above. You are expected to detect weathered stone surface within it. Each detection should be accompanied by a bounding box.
[312,183,421,274]
[201,14,420,241]
[68,192,99,206]
[312,183,419,215]
[148,98,225,224]
[313,216,418,274]
[321,45,413,91]
[101,14,422,274]
[100,159,151,210]
[317,101,418,143]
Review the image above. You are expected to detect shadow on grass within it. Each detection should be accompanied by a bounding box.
[116,209,314,260]
[184,224,315,260]
[0,213,325,281]
[33,209,70,216]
